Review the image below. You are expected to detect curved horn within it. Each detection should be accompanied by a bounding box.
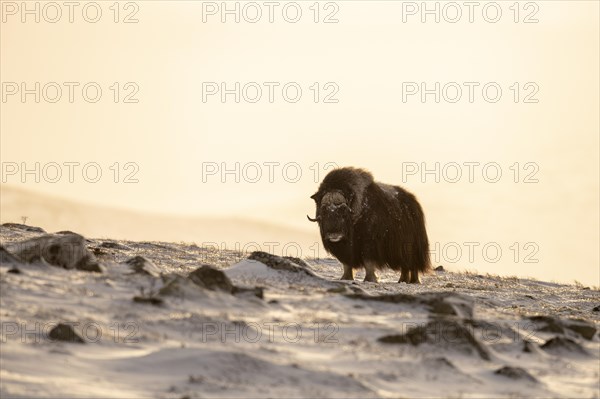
[306,214,320,222]
[340,203,353,212]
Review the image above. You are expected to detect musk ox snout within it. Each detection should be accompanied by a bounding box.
[325,233,344,242]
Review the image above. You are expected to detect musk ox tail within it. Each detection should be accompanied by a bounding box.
[412,198,431,274]
[398,188,431,276]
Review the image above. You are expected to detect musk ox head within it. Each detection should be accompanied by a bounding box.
[307,190,353,242]
[307,167,375,242]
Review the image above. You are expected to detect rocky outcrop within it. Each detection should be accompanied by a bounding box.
[48,323,85,343]
[125,256,161,277]
[3,234,101,272]
[1,223,46,233]
[526,315,597,340]
[378,319,491,360]
[159,265,263,299]
[346,291,475,318]
[494,366,537,383]
[247,251,317,277]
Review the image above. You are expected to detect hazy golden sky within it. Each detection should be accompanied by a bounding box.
[1,1,599,284]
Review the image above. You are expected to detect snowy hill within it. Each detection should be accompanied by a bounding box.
[0,225,598,398]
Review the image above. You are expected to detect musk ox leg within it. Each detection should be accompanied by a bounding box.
[363,263,379,283]
[398,268,410,283]
[340,264,354,280]
[409,269,421,284]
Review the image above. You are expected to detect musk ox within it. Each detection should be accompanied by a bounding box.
[307,167,430,283]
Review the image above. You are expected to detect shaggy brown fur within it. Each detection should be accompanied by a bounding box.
[308,167,430,283]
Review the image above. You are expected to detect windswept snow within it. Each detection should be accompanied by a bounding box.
[0,226,598,398]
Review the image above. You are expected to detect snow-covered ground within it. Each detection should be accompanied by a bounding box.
[1,224,598,398]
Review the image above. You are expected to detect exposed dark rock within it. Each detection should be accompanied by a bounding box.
[0,246,22,265]
[541,336,589,356]
[247,252,317,277]
[159,269,262,300]
[347,292,416,304]
[494,366,537,383]
[48,323,84,343]
[346,285,369,295]
[378,319,491,360]
[526,315,564,334]
[159,274,192,297]
[188,265,263,299]
[133,296,164,306]
[424,293,474,318]
[188,265,234,292]
[54,230,81,236]
[1,223,46,233]
[5,234,101,272]
[188,375,204,384]
[283,256,312,268]
[422,357,455,369]
[232,286,264,299]
[526,315,597,340]
[125,256,161,277]
[522,340,537,353]
[7,267,21,274]
[427,300,461,316]
[463,319,515,343]
[434,265,444,272]
[100,241,131,250]
[379,327,428,345]
[346,291,474,318]
[138,241,172,250]
[327,285,349,294]
[91,247,108,257]
[593,305,600,312]
[563,319,597,340]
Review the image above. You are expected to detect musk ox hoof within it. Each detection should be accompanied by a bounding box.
[340,265,354,281]
[399,271,421,284]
